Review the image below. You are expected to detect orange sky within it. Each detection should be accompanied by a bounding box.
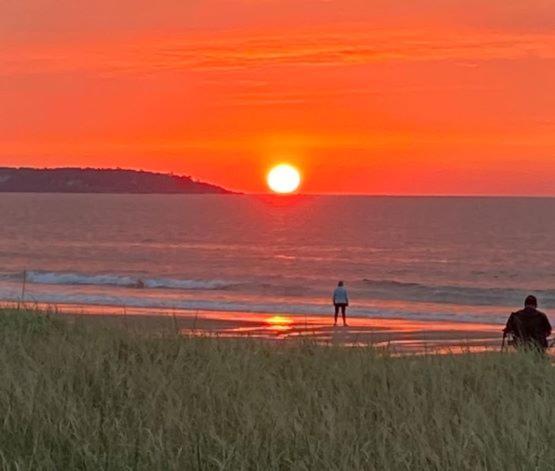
[1,0,554,195]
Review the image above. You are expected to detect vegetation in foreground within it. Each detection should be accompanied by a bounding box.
[0,308,553,470]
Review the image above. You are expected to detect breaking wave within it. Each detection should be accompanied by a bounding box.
[2,271,233,291]
[361,279,555,306]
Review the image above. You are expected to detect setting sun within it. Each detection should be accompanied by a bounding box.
[267,164,301,194]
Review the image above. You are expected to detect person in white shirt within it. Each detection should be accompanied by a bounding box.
[332,281,349,327]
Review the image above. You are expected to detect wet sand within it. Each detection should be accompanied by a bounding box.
[14,302,509,355]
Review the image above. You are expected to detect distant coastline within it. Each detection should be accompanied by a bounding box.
[0,167,234,194]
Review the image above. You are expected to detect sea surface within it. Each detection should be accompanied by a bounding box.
[0,194,553,325]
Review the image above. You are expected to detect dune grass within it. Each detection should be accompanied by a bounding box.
[0,308,553,470]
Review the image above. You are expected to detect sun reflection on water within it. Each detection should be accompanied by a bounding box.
[265,315,294,331]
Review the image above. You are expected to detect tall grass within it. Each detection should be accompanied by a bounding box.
[0,308,553,470]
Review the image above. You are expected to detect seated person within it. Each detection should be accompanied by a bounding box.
[504,295,552,352]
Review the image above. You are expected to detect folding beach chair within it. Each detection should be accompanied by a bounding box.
[500,331,515,352]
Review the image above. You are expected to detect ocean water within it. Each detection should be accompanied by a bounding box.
[0,194,553,325]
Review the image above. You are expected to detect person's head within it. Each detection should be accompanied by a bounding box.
[338,281,344,287]
[524,295,538,308]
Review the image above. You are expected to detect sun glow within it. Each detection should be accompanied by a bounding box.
[267,164,301,194]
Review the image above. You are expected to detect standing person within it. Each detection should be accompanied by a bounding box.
[504,295,552,352]
[332,281,349,327]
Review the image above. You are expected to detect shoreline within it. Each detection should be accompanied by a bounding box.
[2,301,507,354]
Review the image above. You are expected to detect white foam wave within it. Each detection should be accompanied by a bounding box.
[22,271,232,291]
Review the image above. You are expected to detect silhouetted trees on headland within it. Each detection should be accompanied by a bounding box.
[0,168,233,194]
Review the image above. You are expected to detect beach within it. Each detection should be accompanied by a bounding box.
[11,302,504,355]
[4,1,555,465]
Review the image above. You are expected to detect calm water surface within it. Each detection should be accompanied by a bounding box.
[0,194,553,325]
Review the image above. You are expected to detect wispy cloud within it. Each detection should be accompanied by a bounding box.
[2,28,555,76]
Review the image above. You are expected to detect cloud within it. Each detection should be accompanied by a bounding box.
[2,28,555,77]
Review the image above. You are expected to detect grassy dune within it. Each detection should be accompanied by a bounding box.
[0,308,553,470]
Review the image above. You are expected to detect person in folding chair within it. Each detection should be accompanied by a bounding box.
[503,295,552,353]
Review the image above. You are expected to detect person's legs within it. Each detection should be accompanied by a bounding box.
[334,304,339,326]
[341,305,347,326]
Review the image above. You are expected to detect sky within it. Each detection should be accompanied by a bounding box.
[1,0,554,195]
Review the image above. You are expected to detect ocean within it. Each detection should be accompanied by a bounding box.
[0,194,553,326]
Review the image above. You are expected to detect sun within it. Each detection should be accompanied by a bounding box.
[267,164,301,194]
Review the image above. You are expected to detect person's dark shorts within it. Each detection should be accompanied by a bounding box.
[334,303,347,314]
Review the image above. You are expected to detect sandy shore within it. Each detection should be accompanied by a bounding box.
[7,302,511,354]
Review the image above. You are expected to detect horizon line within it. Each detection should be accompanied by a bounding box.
[251,193,555,198]
[1,166,553,198]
